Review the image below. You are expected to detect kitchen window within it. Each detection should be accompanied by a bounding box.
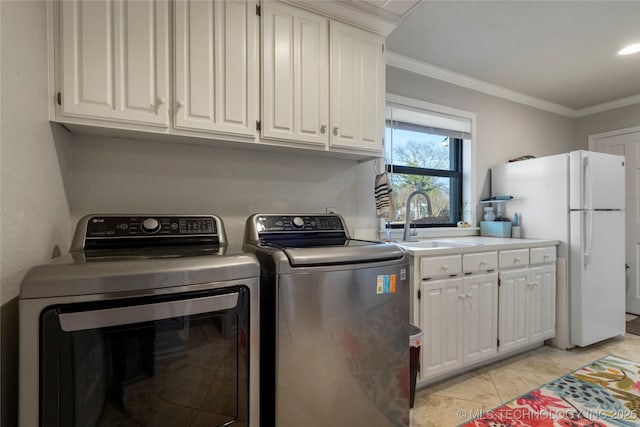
[385,101,472,228]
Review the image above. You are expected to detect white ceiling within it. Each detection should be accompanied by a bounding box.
[386,1,640,114]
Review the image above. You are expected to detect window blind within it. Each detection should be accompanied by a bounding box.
[386,103,472,140]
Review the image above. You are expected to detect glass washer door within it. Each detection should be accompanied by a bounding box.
[40,287,249,427]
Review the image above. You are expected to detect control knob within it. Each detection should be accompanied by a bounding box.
[291,216,305,229]
[141,217,161,234]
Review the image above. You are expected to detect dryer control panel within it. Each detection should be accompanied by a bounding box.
[255,215,345,233]
[85,216,218,237]
[71,214,226,252]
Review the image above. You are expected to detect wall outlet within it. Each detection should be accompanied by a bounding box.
[325,207,337,214]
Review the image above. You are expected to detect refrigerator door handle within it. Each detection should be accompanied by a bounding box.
[583,155,592,210]
[583,210,592,266]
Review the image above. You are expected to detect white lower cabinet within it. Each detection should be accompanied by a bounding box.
[498,262,556,354]
[420,272,498,381]
[421,277,465,378]
[529,265,556,342]
[497,268,530,352]
[463,272,499,364]
[415,244,556,385]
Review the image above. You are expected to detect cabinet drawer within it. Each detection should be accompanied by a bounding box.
[463,252,498,273]
[499,249,529,269]
[530,246,556,265]
[420,255,462,279]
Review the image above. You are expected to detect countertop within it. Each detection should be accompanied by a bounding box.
[394,236,559,256]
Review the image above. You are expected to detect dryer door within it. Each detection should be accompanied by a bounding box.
[39,287,250,427]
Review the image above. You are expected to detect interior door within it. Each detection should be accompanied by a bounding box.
[594,130,640,314]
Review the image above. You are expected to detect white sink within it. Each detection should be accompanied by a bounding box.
[397,240,483,249]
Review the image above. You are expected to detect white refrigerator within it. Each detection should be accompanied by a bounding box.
[491,150,626,348]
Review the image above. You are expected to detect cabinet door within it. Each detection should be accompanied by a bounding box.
[420,278,464,380]
[498,269,529,353]
[261,2,328,145]
[463,273,498,364]
[60,0,169,126]
[529,265,556,342]
[330,21,384,152]
[174,0,257,136]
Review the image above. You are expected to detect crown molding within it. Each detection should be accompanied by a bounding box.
[281,0,398,36]
[386,51,640,119]
[574,94,640,117]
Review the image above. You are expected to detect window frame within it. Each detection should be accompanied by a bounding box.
[385,129,464,228]
[383,94,477,233]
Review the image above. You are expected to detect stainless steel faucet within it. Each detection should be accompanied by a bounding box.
[403,190,432,241]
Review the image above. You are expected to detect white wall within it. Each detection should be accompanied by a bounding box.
[67,135,378,252]
[575,104,640,147]
[0,2,71,426]
[385,66,575,217]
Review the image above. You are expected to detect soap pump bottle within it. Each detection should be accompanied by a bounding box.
[385,221,392,243]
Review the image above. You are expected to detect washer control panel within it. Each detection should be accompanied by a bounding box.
[85,216,218,238]
[255,215,344,233]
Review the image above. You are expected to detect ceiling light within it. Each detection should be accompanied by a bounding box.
[618,43,640,56]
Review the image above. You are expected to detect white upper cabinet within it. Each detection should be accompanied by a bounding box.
[59,0,169,126]
[261,3,385,153]
[174,0,257,136]
[51,0,387,157]
[261,2,329,145]
[330,21,385,152]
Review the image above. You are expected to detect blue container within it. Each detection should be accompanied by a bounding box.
[480,221,512,237]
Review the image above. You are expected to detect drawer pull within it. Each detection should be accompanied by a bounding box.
[514,257,521,263]
[458,294,466,300]
[442,264,449,270]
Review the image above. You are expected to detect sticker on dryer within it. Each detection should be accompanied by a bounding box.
[376,274,397,294]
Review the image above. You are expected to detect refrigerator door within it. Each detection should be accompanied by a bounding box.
[569,150,626,210]
[569,210,625,347]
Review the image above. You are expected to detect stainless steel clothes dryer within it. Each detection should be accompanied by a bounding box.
[19,214,260,427]
[243,213,410,427]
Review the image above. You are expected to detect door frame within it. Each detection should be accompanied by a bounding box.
[588,125,640,150]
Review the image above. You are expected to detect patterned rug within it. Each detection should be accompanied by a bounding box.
[459,354,640,427]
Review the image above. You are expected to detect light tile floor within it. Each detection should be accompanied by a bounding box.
[411,320,640,427]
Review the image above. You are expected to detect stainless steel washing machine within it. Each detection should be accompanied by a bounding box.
[19,214,260,427]
[243,213,410,427]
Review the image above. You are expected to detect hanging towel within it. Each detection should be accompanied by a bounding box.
[375,172,396,219]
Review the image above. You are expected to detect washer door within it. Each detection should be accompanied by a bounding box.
[39,287,250,427]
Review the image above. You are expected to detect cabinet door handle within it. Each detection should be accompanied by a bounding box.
[153,97,165,113]
[333,126,339,136]
[176,100,184,112]
[465,293,472,299]
[320,124,327,134]
[458,294,466,300]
